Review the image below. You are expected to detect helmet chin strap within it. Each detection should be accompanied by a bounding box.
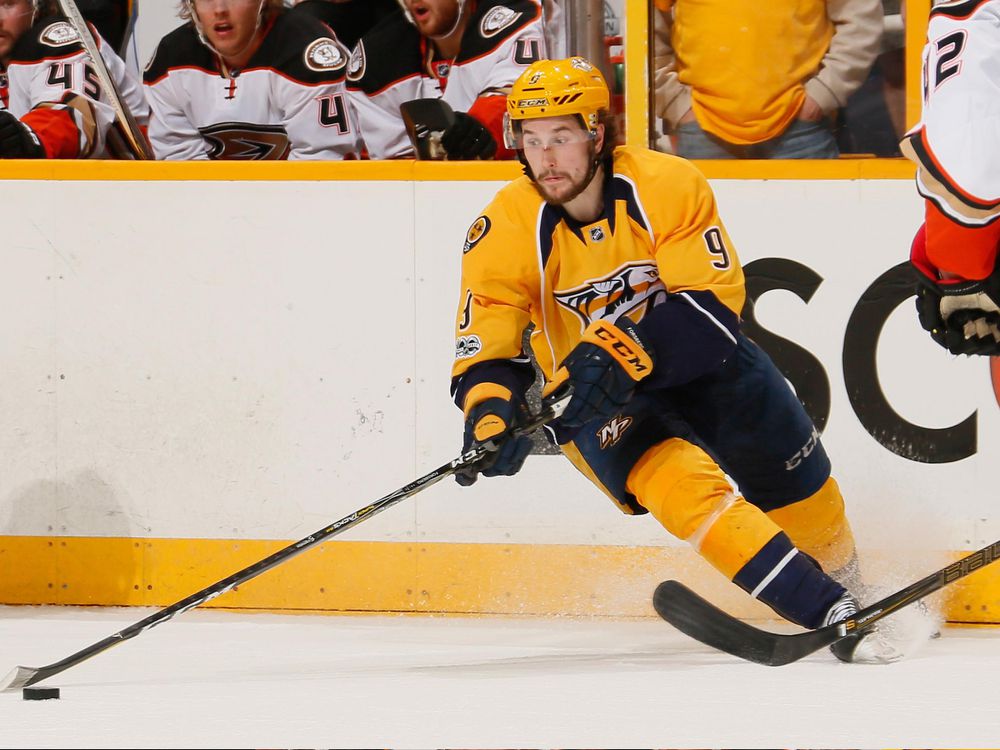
[429,0,467,40]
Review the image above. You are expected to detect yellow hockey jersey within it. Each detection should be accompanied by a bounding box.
[451,146,746,410]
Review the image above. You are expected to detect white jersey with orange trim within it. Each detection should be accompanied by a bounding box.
[143,12,360,160]
[901,0,1000,227]
[346,0,545,159]
[5,16,148,158]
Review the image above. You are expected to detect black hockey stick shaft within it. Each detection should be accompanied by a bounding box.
[654,537,1000,666]
[1,394,569,691]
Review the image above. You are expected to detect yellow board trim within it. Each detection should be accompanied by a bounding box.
[0,157,915,182]
[1,536,997,623]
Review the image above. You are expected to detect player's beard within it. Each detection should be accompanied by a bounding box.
[532,148,600,206]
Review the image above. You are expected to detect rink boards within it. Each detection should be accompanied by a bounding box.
[0,160,997,622]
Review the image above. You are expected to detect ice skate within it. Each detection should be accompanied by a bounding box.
[823,593,904,664]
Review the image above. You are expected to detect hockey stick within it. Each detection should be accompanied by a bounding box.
[55,0,153,160]
[653,538,1000,666]
[0,392,571,691]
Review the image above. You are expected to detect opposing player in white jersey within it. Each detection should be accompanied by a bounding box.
[346,0,545,160]
[0,0,148,159]
[143,0,360,160]
[903,0,1000,354]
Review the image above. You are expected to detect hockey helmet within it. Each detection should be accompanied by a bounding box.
[504,57,611,149]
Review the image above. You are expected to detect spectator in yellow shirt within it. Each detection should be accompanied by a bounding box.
[653,0,883,159]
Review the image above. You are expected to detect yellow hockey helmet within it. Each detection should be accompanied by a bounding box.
[504,57,610,149]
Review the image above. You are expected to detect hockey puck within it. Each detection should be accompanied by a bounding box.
[22,687,60,701]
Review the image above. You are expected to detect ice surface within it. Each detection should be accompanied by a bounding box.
[0,604,996,748]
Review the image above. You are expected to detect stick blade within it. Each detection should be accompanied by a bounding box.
[1,665,41,692]
[653,580,842,666]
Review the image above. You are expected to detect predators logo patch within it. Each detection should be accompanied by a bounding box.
[464,216,491,253]
[554,261,667,329]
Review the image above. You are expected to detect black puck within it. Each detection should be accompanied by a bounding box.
[22,687,60,701]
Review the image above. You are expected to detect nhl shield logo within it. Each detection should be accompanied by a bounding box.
[589,226,605,242]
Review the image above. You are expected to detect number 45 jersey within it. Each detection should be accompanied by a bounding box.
[143,11,360,160]
[5,15,148,158]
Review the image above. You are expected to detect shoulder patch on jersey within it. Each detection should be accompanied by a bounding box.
[464,216,492,252]
[479,6,522,37]
[347,41,366,81]
[40,20,80,47]
[304,37,346,72]
[455,335,483,359]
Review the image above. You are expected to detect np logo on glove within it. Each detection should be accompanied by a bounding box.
[545,318,655,441]
[454,386,533,486]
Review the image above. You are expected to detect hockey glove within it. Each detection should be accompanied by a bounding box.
[454,391,533,486]
[546,318,654,435]
[911,225,1000,355]
[440,111,497,161]
[0,111,46,159]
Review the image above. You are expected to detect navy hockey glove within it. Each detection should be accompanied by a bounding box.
[440,111,497,161]
[911,225,1000,355]
[0,111,45,159]
[546,318,654,436]
[455,392,532,486]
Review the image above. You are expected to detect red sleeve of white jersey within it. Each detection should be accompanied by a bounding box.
[22,103,81,158]
[468,94,513,159]
[924,198,1000,281]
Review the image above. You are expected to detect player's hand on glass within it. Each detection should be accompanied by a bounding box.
[454,392,532,486]
[546,319,654,434]
[0,111,45,159]
[441,111,497,160]
[911,225,1000,355]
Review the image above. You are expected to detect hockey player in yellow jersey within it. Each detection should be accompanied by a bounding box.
[450,57,899,663]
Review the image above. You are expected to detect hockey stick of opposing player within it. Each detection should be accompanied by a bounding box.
[0,392,570,692]
[653,538,1000,666]
[55,0,153,160]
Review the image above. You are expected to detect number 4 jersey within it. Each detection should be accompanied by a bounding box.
[142,10,360,160]
[5,15,148,159]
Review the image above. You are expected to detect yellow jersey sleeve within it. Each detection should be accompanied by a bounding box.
[450,180,543,410]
